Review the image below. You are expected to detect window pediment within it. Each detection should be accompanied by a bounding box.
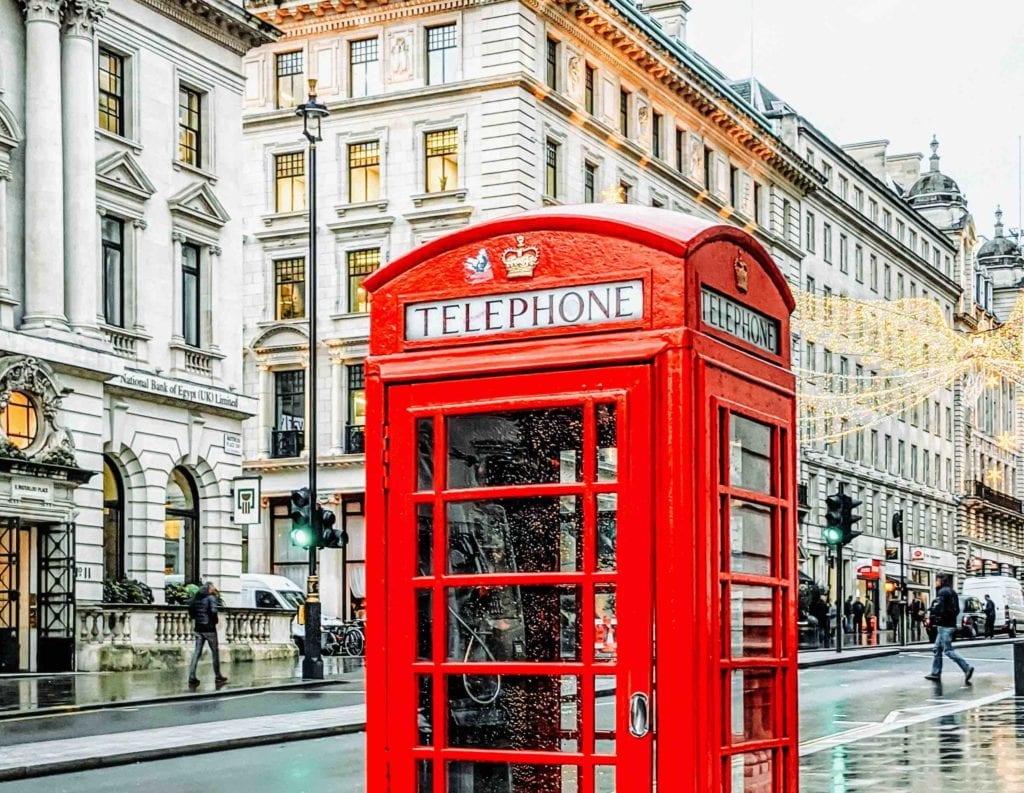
[96,151,156,203]
[251,323,309,355]
[168,182,230,229]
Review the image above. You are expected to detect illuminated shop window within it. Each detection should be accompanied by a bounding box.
[1,391,37,450]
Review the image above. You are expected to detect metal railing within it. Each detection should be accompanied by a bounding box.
[271,428,304,459]
[972,480,1023,513]
[345,424,366,454]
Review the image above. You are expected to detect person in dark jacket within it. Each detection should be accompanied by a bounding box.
[187,582,227,687]
[984,594,997,639]
[811,595,830,648]
[925,575,974,683]
[851,598,865,637]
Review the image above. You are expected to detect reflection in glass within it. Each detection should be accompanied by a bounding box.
[729,750,774,792]
[730,669,774,743]
[594,586,616,662]
[447,585,580,662]
[417,589,433,661]
[418,675,433,745]
[447,408,583,488]
[417,504,433,577]
[595,675,615,753]
[729,585,774,658]
[596,403,617,482]
[417,759,432,793]
[729,415,772,494]
[596,494,617,572]
[595,765,615,793]
[729,500,773,577]
[446,762,578,793]
[447,497,581,575]
[446,675,578,752]
[418,418,434,491]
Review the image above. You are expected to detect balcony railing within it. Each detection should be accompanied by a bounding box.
[184,348,214,376]
[972,480,1023,513]
[271,428,304,459]
[104,326,137,358]
[345,424,366,454]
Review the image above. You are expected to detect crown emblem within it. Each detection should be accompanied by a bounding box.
[501,235,540,279]
[734,256,749,293]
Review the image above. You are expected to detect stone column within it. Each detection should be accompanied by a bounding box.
[21,0,68,330]
[0,169,15,327]
[330,357,343,454]
[207,246,222,351]
[63,0,107,335]
[171,232,185,342]
[257,363,271,457]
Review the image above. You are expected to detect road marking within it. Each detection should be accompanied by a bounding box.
[799,688,1013,756]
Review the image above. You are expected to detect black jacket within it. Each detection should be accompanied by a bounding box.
[984,599,997,619]
[191,586,219,631]
[933,585,960,628]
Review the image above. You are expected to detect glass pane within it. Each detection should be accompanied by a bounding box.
[729,750,774,792]
[594,586,616,662]
[446,763,578,793]
[418,418,434,491]
[729,415,772,494]
[447,585,580,662]
[418,760,433,793]
[446,674,577,751]
[446,497,582,574]
[596,403,617,482]
[417,504,433,577]
[729,669,774,744]
[595,675,615,753]
[729,499,773,577]
[729,585,774,658]
[418,675,433,745]
[447,408,583,488]
[596,494,617,572]
[417,589,433,661]
[595,765,615,793]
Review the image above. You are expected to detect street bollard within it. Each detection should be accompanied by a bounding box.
[1015,641,1024,697]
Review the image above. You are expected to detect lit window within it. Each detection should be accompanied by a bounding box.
[1,392,37,450]
[177,86,202,167]
[424,129,458,193]
[275,258,305,320]
[347,248,380,313]
[426,24,457,85]
[350,38,380,98]
[98,49,124,135]
[584,161,597,203]
[275,152,306,213]
[276,51,304,108]
[348,141,380,203]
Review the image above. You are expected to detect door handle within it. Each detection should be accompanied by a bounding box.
[628,692,650,738]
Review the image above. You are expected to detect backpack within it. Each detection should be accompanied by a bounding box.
[188,595,201,620]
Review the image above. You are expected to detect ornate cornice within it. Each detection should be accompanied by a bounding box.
[135,0,278,55]
[20,0,65,24]
[64,0,108,37]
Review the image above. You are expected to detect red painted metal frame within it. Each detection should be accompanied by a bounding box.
[365,205,798,793]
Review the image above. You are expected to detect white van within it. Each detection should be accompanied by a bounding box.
[239,573,344,653]
[960,575,1024,636]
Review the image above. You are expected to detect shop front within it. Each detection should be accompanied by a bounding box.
[363,206,799,792]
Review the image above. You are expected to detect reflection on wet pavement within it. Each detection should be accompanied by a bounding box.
[801,697,1024,791]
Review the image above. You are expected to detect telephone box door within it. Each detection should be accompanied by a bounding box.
[385,365,653,793]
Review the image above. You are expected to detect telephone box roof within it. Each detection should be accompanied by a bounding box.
[363,204,794,311]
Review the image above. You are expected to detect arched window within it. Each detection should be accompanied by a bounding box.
[1,391,39,450]
[102,456,125,581]
[164,467,200,584]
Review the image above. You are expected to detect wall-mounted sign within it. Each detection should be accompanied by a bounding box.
[224,432,242,456]
[233,476,261,525]
[405,279,644,341]
[116,371,242,410]
[12,477,52,502]
[700,287,779,354]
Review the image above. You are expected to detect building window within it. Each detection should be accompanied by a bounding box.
[619,89,629,137]
[805,212,816,253]
[823,223,832,263]
[348,141,380,203]
[868,199,878,222]
[275,51,304,109]
[426,24,457,85]
[273,370,305,459]
[348,248,380,313]
[275,152,306,213]
[619,181,631,204]
[854,187,864,212]
[274,258,305,320]
[703,145,713,188]
[854,245,864,282]
[165,467,199,583]
[177,86,202,167]
[675,129,684,173]
[585,63,595,114]
[729,165,738,207]
[425,129,458,193]
[806,275,815,295]
[584,161,596,203]
[883,210,892,233]
[350,37,380,98]
[651,112,662,158]
[883,263,892,298]
[1,392,37,450]
[869,255,878,291]
[897,273,905,299]
[98,48,125,135]
[101,217,124,327]
[346,363,366,454]
[782,200,793,241]
[822,161,833,187]
[839,234,848,273]
[838,175,848,200]
[181,243,201,347]
[103,456,125,582]
[544,139,559,198]
[545,37,558,89]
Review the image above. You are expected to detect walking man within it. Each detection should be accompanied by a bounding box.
[852,597,865,637]
[984,594,996,639]
[188,581,228,687]
[811,595,830,648]
[925,574,974,684]
[844,596,853,634]
[910,598,925,641]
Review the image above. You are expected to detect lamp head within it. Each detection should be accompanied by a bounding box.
[296,78,330,143]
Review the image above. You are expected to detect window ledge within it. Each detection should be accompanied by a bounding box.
[102,324,152,360]
[95,128,143,155]
[411,188,467,208]
[541,195,561,206]
[334,199,390,217]
[168,341,226,379]
[261,210,308,227]
[328,310,371,322]
[255,317,308,330]
[172,159,217,184]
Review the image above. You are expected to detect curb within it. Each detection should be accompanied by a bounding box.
[0,720,367,783]
[798,636,1024,668]
[798,648,900,668]
[0,676,356,723]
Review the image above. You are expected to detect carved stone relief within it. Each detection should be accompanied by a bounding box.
[387,28,413,83]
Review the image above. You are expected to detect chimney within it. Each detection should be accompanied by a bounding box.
[642,0,691,44]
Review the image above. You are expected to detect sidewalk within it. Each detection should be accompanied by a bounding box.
[798,633,1022,668]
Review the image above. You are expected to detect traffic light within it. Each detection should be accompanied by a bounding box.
[823,492,844,546]
[318,505,348,548]
[289,487,316,548]
[840,493,862,544]
[891,510,904,539]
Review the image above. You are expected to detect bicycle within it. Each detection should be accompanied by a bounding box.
[341,619,365,657]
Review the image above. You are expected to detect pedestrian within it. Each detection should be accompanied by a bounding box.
[852,597,865,637]
[828,600,837,645]
[188,581,228,688]
[925,574,974,684]
[844,596,853,634]
[984,594,996,639]
[811,594,829,648]
[888,599,900,639]
[910,598,925,641]
[864,598,875,635]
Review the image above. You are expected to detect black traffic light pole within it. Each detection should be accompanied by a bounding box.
[893,510,906,647]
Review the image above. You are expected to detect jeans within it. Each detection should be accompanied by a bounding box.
[931,626,970,676]
[188,630,222,680]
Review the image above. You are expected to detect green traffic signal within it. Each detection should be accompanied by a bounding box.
[289,487,315,548]
[290,523,316,548]
[823,524,844,545]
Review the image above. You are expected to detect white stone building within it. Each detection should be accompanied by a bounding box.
[0,0,276,672]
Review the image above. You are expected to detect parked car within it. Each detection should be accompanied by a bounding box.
[797,610,819,649]
[924,595,978,643]
[960,576,1024,637]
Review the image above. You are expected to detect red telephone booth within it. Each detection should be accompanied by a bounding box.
[364,205,798,793]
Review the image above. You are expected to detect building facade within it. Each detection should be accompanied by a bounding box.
[0,0,275,672]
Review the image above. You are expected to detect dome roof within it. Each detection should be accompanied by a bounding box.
[977,207,1022,261]
[907,136,964,205]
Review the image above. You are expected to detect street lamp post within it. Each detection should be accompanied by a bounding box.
[297,80,330,681]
